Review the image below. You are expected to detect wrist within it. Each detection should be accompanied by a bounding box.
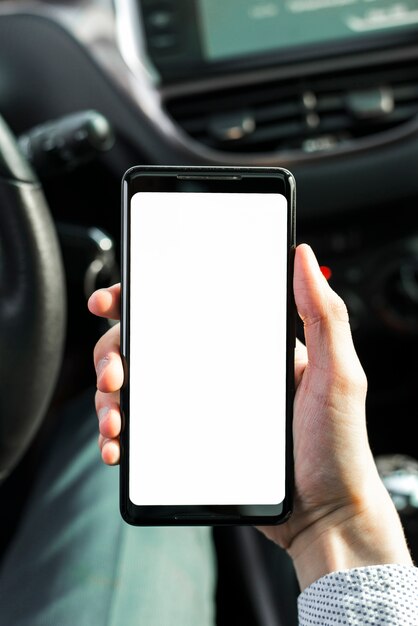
[289,482,413,591]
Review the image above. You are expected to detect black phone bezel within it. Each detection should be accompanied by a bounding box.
[120,166,296,526]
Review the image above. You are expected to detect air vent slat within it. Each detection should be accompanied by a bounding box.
[317,95,346,113]
[254,101,301,124]
[318,114,352,134]
[165,60,418,154]
[236,121,306,145]
[393,84,418,102]
[383,105,418,124]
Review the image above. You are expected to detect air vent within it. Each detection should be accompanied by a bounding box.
[165,61,418,154]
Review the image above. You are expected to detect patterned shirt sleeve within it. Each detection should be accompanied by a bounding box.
[298,564,418,625]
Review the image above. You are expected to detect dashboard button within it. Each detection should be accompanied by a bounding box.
[149,33,178,50]
[147,9,175,30]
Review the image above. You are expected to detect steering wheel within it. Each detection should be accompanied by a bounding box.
[0,115,66,482]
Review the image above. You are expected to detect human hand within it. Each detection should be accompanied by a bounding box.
[88,284,122,466]
[258,243,413,588]
[88,244,413,589]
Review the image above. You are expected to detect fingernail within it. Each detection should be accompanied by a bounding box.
[98,407,109,422]
[304,244,319,268]
[96,357,108,378]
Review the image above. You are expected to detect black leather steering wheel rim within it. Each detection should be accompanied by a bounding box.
[0,116,66,481]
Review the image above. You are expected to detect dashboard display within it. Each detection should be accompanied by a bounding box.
[197,0,418,61]
[138,0,418,80]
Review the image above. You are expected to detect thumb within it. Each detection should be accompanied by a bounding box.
[293,244,364,376]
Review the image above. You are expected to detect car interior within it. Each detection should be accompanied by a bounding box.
[0,1,417,624]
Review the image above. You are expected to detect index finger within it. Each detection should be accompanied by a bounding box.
[88,283,121,320]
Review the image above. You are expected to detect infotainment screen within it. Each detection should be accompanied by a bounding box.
[197,0,418,61]
[138,0,418,79]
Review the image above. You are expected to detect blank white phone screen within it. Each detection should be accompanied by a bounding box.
[129,191,288,506]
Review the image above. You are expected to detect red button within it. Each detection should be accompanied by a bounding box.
[320,265,332,280]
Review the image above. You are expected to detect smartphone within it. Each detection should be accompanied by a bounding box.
[120,166,295,526]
